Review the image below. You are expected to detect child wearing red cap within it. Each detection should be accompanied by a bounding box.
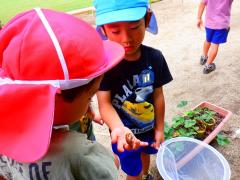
[0,8,124,180]
[94,0,173,179]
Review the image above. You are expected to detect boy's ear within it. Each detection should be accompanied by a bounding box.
[145,9,152,28]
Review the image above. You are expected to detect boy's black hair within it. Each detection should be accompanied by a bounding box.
[61,77,98,102]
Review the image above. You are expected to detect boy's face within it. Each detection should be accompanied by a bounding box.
[103,18,146,60]
[54,75,103,125]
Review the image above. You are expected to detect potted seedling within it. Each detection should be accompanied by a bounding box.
[193,101,232,145]
[195,107,216,130]
[165,101,232,146]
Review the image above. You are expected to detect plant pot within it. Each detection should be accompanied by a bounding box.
[192,101,232,144]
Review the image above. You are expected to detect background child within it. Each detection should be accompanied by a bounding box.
[0,8,124,180]
[197,0,233,74]
[94,0,173,179]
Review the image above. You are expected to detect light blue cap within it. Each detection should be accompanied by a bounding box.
[94,0,158,36]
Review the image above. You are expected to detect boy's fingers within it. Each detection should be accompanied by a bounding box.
[111,133,125,152]
[124,140,139,150]
[111,128,129,152]
[117,140,125,152]
[132,139,141,150]
[111,134,117,144]
[124,139,148,151]
[111,128,149,152]
[151,142,159,150]
[140,141,149,147]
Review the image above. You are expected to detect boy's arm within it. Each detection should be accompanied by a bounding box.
[197,1,206,28]
[97,91,124,130]
[97,91,148,152]
[152,87,165,149]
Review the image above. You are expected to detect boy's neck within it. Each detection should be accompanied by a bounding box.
[124,46,142,61]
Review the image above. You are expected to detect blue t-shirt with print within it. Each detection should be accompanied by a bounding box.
[99,45,173,134]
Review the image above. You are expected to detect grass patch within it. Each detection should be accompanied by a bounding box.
[0,0,93,24]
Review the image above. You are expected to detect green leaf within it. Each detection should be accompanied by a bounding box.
[184,120,196,128]
[178,128,187,136]
[177,101,188,108]
[172,116,185,128]
[216,133,230,146]
[164,122,174,140]
[183,110,196,118]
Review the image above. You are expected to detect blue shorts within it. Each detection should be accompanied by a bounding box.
[112,130,158,176]
[205,27,229,44]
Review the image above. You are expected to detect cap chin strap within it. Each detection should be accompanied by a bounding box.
[35,8,69,80]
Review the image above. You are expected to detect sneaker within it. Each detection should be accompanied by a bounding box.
[200,55,208,65]
[203,63,216,74]
[142,171,153,180]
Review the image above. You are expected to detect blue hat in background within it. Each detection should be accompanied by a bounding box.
[94,0,158,38]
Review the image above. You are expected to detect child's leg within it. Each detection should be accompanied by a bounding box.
[202,28,228,73]
[203,43,218,74]
[141,152,150,176]
[137,131,157,180]
[207,43,219,65]
[200,40,211,65]
[126,174,141,180]
[203,40,211,57]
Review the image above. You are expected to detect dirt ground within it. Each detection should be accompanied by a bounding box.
[77,0,240,179]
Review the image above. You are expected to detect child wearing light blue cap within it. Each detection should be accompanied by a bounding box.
[94,0,173,179]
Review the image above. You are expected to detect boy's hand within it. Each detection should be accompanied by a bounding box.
[197,18,203,29]
[111,127,148,152]
[151,129,165,149]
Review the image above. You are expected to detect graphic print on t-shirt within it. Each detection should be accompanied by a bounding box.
[112,67,155,134]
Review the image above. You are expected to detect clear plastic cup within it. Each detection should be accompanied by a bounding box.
[156,137,231,180]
